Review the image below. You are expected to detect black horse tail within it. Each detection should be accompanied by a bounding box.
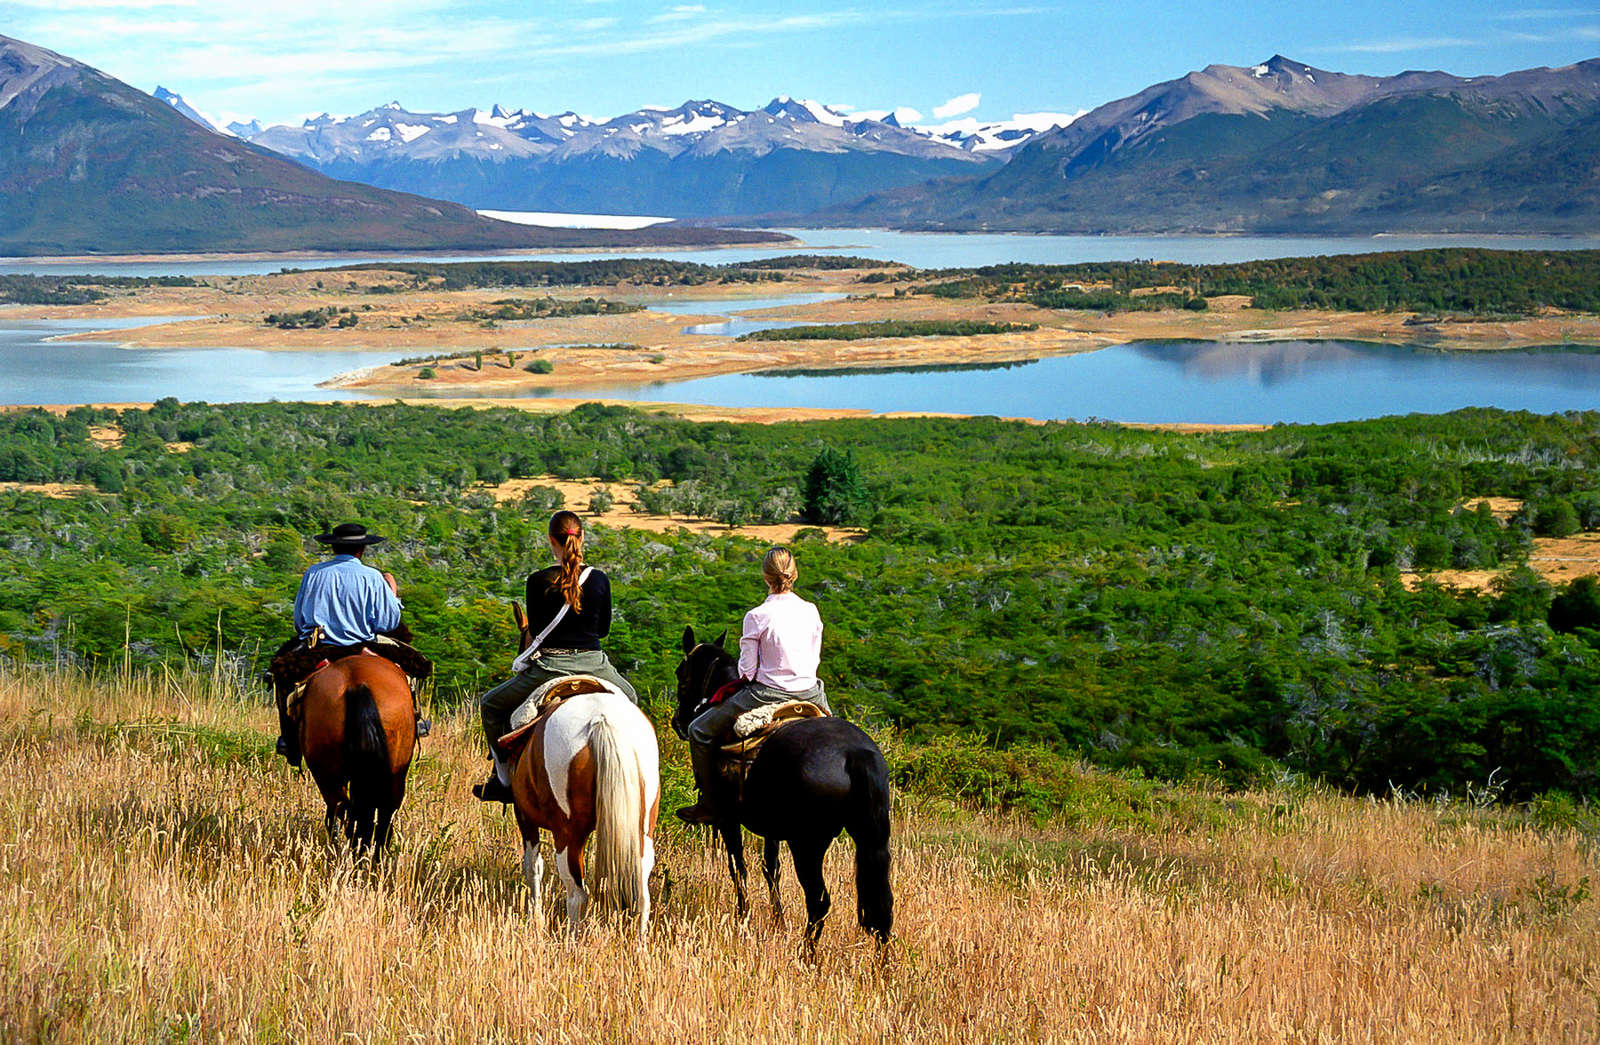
[845,746,894,942]
[344,683,391,817]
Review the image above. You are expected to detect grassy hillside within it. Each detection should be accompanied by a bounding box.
[4,402,1600,798]
[0,668,1593,1040]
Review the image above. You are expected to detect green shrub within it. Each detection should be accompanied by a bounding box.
[525,359,554,375]
[803,447,870,526]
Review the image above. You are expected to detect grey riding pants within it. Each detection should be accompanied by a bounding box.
[687,680,830,749]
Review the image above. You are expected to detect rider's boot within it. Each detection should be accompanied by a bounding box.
[473,749,514,803]
[275,732,302,768]
[674,742,721,825]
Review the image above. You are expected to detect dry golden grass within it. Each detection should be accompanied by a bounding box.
[0,666,1595,1042]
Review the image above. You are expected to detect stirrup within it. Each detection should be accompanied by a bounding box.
[275,735,301,768]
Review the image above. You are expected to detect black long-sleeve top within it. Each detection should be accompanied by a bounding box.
[525,565,612,650]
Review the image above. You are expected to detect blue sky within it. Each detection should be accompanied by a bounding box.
[3,1,1597,128]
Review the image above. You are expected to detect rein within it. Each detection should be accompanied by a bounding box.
[683,644,739,724]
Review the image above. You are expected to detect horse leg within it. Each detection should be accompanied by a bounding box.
[310,771,349,846]
[762,836,785,928]
[373,764,408,858]
[719,821,749,919]
[790,838,833,954]
[638,834,656,937]
[350,803,376,855]
[372,806,396,857]
[555,843,588,929]
[523,835,546,929]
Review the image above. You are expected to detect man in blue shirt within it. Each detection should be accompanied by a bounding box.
[292,529,403,647]
[270,523,430,765]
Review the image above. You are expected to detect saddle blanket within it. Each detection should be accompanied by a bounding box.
[731,699,826,739]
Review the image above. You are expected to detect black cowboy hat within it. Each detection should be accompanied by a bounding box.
[313,522,387,546]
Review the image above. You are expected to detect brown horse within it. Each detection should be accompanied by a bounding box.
[298,653,417,856]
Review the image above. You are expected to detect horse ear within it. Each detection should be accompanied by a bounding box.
[681,625,696,654]
[512,602,527,632]
[714,629,727,650]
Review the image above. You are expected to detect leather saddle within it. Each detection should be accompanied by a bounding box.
[717,700,827,794]
[492,674,627,756]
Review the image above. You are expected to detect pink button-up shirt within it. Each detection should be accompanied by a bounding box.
[738,591,823,692]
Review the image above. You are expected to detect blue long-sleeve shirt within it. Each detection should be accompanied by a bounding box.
[292,555,402,646]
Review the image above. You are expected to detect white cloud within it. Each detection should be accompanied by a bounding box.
[932,92,980,119]
[649,4,706,23]
[891,106,923,124]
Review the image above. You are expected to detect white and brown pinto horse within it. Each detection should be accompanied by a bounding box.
[501,605,660,932]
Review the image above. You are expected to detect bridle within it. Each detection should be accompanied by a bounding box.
[674,643,737,737]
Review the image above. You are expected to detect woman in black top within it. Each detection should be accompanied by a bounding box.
[474,510,638,802]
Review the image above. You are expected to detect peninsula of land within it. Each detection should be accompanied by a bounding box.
[9,254,1600,401]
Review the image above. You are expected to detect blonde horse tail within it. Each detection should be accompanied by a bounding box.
[587,710,646,920]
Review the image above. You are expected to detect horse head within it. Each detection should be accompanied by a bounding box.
[671,624,732,740]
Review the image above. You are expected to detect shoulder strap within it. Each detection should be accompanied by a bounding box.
[512,566,595,672]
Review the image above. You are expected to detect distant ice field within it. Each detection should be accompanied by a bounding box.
[477,209,673,229]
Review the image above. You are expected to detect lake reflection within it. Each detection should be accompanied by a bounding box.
[541,340,1600,425]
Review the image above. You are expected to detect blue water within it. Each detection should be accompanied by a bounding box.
[521,340,1600,425]
[4,230,1599,277]
[0,319,402,405]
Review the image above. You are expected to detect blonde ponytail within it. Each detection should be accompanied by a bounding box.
[762,546,797,593]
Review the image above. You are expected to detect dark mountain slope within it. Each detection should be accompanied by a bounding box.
[0,36,781,255]
[813,56,1600,234]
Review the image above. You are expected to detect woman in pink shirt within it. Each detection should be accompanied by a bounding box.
[676,547,831,824]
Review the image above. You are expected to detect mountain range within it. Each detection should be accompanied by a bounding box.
[0,35,782,256]
[152,94,1072,219]
[815,55,1600,234]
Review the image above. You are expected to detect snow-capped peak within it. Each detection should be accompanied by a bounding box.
[762,96,847,127]
[152,85,234,136]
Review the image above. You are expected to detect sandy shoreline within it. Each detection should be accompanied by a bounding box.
[0,397,1272,431]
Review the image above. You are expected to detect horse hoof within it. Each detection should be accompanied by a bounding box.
[415,718,432,738]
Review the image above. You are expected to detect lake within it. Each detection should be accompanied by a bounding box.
[6,234,1600,421]
[460,339,1600,425]
[4,229,1600,277]
[0,319,397,405]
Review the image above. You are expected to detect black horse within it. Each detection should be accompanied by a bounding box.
[673,626,893,947]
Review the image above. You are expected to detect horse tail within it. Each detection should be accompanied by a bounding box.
[845,745,894,942]
[343,682,391,813]
[587,710,647,920]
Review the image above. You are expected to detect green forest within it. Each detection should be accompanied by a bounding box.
[2,401,1598,801]
[920,249,1600,314]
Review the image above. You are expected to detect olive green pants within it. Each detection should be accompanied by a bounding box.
[479,649,638,745]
